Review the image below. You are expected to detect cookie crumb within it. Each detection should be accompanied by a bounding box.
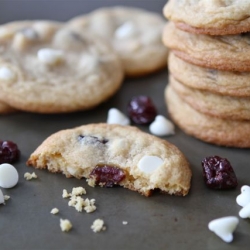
[60,218,72,232]
[91,219,106,233]
[24,172,37,180]
[86,178,96,187]
[62,189,70,198]
[71,187,86,196]
[122,221,128,225]
[84,198,96,213]
[51,208,59,214]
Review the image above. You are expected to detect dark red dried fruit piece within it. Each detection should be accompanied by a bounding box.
[90,165,126,187]
[0,140,20,164]
[127,95,157,125]
[202,156,238,189]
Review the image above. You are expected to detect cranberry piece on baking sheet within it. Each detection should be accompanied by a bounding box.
[202,156,238,189]
[90,165,126,187]
[0,140,20,164]
[127,96,157,125]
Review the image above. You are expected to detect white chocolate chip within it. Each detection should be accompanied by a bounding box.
[0,67,16,81]
[115,21,137,39]
[4,195,10,201]
[236,185,250,207]
[37,48,64,65]
[208,216,239,243]
[239,202,250,219]
[21,28,37,40]
[149,115,175,136]
[107,108,130,126]
[79,54,99,72]
[0,163,19,188]
[24,172,38,180]
[138,155,163,174]
[122,221,128,225]
[0,189,4,204]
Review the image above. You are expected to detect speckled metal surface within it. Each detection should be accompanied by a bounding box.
[0,1,250,249]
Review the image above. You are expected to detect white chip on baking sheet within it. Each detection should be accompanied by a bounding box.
[0,163,19,188]
[149,115,175,136]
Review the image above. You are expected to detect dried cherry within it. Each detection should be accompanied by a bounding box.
[202,156,238,189]
[0,140,20,164]
[90,165,125,187]
[127,96,157,125]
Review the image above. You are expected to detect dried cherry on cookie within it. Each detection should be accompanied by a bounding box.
[90,165,126,187]
[127,96,157,125]
[0,140,20,164]
[201,156,238,189]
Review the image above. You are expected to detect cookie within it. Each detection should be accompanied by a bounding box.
[68,6,168,77]
[169,74,250,121]
[26,123,191,196]
[163,0,250,35]
[163,22,250,72]
[0,20,124,113]
[0,101,16,114]
[165,85,250,148]
[168,52,250,97]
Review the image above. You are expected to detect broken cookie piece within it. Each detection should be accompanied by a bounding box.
[26,123,191,196]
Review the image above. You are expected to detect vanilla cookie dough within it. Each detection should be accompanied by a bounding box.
[26,123,191,196]
[0,20,124,113]
[68,6,168,76]
[170,75,250,121]
[168,53,250,97]
[163,22,250,72]
[165,85,250,148]
[164,0,250,35]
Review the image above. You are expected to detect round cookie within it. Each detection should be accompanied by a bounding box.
[169,75,250,121]
[168,52,250,97]
[165,85,250,148]
[68,6,168,77]
[26,123,191,196]
[163,22,250,72]
[0,20,124,113]
[163,0,250,35]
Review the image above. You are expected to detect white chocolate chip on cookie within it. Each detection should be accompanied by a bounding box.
[138,155,164,174]
[0,67,16,81]
[115,21,137,39]
[37,48,64,65]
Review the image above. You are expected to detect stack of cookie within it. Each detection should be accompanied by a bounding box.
[0,7,168,115]
[162,0,250,148]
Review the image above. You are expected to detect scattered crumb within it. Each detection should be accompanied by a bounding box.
[63,187,96,213]
[91,219,106,233]
[51,208,59,214]
[4,195,10,201]
[62,189,70,198]
[84,198,96,213]
[122,221,128,225]
[86,178,96,187]
[60,218,72,232]
[24,172,38,180]
[71,187,86,196]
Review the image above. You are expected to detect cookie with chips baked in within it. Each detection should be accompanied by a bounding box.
[164,0,250,35]
[26,123,191,196]
[169,75,250,121]
[68,6,168,77]
[163,22,250,72]
[165,85,250,148]
[168,52,250,97]
[0,20,124,113]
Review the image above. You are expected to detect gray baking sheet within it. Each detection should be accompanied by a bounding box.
[0,1,250,249]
